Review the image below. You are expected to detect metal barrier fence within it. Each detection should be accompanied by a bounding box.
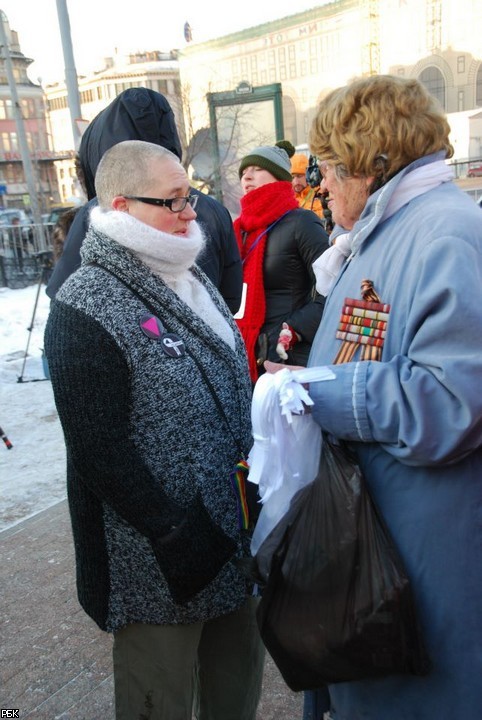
[0,222,55,289]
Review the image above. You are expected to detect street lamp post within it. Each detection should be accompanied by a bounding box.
[55,0,82,151]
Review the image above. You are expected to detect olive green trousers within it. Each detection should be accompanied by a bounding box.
[113,596,265,720]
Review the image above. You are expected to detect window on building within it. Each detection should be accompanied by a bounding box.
[5,164,15,183]
[280,66,287,81]
[289,63,297,79]
[50,95,68,111]
[19,99,36,118]
[38,131,47,152]
[457,55,465,74]
[310,58,318,75]
[419,66,446,109]
[268,50,275,66]
[0,100,13,120]
[5,163,23,183]
[300,60,307,77]
[282,95,297,144]
[476,64,482,107]
[458,90,464,112]
[288,45,296,62]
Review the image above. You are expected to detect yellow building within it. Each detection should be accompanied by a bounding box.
[40,0,482,206]
[178,0,482,206]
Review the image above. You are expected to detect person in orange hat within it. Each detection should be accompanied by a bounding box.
[290,153,325,220]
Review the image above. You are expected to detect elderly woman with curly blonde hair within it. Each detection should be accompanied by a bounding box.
[271,75,482,720]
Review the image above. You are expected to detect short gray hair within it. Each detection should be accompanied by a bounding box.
[95,140,181,208]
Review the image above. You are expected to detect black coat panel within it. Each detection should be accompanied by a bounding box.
[260,208,329,366]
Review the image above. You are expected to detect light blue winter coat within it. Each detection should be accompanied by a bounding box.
[307,152,482,720]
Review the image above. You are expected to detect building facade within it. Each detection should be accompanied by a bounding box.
[2,1,482,212]
[0,12,64,212]
[45,50,183,203]
[178,0,482,207]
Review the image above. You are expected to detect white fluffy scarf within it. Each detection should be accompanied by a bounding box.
[90,206,235,350]
[312,159,454,296]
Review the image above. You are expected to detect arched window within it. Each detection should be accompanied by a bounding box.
[419,66,446,109]
[282,95,297,145]
[476,64,482,107]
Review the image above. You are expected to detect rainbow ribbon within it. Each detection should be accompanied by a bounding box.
[230,459,250,530]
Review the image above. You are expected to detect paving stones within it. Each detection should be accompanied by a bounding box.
[1,500,303,719]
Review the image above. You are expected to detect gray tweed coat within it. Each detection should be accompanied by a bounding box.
[44,226,253,632]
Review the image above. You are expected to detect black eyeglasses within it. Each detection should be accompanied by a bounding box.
[124,194,198,213]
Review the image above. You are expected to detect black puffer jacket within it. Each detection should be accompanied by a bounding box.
[46,88,242,313]
[261,208,329,366]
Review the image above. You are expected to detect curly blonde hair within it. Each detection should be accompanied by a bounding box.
[309,75,454,184]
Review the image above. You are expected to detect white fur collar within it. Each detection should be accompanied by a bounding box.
[90,205,205,277]
[89,206,235,350]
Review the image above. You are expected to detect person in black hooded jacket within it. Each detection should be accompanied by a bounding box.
[46,87,243,313]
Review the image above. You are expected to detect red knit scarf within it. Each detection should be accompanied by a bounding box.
[234,181,298,382]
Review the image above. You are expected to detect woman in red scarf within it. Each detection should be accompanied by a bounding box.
[234,142,329,382]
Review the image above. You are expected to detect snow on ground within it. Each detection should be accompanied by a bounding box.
[0,282,67,531]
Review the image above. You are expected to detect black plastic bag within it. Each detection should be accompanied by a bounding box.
[254,437,431,692]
